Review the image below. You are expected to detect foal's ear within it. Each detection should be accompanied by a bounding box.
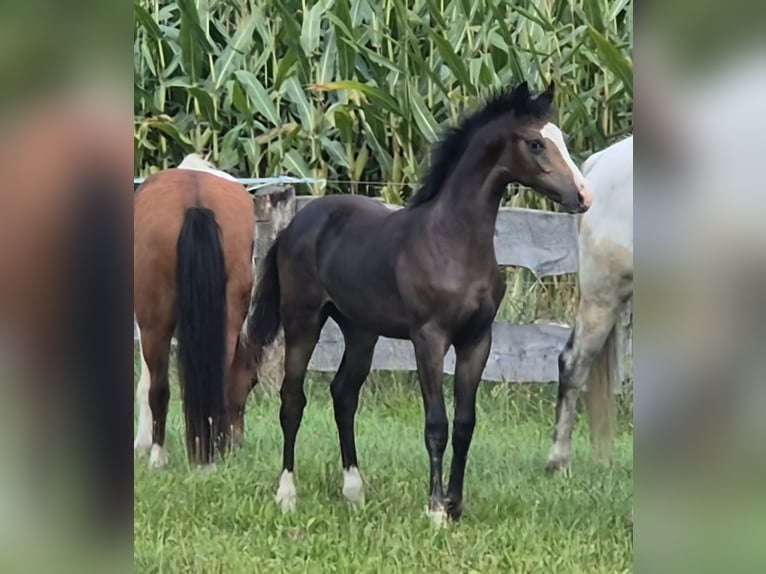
[512,81,531,107]
[536,81,555,105]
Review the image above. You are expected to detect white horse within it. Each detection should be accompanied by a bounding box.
[546,135,633,472]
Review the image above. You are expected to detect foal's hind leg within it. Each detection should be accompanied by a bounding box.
[275,309,325,513]
[330,322,378,505]
[545,299,617,474]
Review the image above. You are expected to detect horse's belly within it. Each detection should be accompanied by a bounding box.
[328,296,411,340]
[321,247,411,338]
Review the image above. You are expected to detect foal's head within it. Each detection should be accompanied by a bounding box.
[497,81,592,213]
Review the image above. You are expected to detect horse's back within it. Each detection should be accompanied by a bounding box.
[294,194,393,224]
[282,194,394,249]
[134,168,255,328]
[581,136,633,253]
[277,194,408,328]
[135,168,253,238]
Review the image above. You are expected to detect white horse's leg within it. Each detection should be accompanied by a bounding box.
[133,326,153,457]
[546,298,617,473]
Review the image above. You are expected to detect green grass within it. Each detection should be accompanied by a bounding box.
[135,360,633,573]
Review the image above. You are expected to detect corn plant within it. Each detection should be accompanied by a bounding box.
[134,0,632,204]
[134,0,631,320]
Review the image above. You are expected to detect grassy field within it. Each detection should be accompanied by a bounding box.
[134,353,633,574]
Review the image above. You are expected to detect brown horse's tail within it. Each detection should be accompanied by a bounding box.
[583,324,619,464]
[176,207,227,464]
[244,235,282,368]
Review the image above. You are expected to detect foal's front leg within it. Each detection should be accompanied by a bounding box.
[446,329,492,520]
[412,324,450,526]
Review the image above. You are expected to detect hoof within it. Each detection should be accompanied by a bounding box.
[545,444,572,475]
[231,428,245,449]
[134,436,152,458]
[275,470,297,514]
[425,504,448,528]
[446,498,463,521]
[544,456,572,476]
[149,444,169,468]
[342,467,365,505]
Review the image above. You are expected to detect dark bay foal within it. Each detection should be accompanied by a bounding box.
[246,81,592,524]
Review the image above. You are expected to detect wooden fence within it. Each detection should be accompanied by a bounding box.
[134,182,632,385]
[254,186,631,385]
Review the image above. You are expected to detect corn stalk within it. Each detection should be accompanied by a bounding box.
[134,0,632,206]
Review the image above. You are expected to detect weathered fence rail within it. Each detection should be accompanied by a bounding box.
[314,318,571,383]
[264,186,630,385]
[134,181,632,385]
[294,196,580,276]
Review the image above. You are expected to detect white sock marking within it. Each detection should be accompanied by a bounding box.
[149,444,168,468]
[275,470,297,513]
[342,466,365,504]
[425,505,448,528]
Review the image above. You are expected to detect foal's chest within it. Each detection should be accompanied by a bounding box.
[443,278,501,326]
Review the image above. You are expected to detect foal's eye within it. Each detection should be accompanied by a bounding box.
[528,139,545,154]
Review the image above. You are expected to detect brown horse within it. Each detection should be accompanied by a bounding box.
[133,154,257,467]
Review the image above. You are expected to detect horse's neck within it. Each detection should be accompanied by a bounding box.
[433,156,508,248]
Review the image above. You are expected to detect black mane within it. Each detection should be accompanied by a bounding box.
[408,83,552,207]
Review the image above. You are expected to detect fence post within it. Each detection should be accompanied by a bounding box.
[252,184,296,393]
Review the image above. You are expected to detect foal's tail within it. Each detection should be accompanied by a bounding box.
[176,207,228,464]
[583,324,619,463]
[243,235,282,367]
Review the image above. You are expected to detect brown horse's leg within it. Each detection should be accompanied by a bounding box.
[330,322,378,505]
[134,325,152,457]
[411,323,450,526]
[446,329,492,520]
[225,286,257,449]
[275,308,324,514]
[225,338,257,449]
[141,326,172,468]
